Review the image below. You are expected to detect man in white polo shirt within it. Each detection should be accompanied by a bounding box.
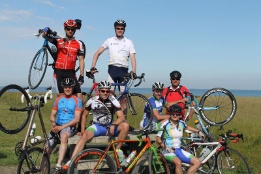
[90,19,137,93]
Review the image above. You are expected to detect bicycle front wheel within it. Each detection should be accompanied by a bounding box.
[149,150,170,174]
[0,84,31,134]
[217,148,250,174]
[28,48,48,89]
[124,93,153,130]
[17,147,50,174]
[68,148,117,174]
[199,88,237,126]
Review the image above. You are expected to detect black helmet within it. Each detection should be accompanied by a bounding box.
[169,104,182,114]
[98,80,111,90]
[170,70,182,79]
[152,82,164,90]
[114,19,126,27]
[61,78,75,87]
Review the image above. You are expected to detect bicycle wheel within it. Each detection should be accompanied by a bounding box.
[68,148,117,174]
[0,84,31,134]
[216,148,250,174]
[28,48,48,89]
[17,147,50,174]
[149,150,170,174]
[123,93,153,130]
[199,88,237,126]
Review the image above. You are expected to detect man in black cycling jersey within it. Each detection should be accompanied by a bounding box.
[62,80,130,170]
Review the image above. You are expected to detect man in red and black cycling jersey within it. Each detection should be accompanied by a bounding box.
[162,70,195,121]
[42,19,85,101]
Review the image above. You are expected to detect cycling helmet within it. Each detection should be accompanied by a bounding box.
[170,70,182,79]
[98,81,111,90]
[169,104,182,114]
[64,19,77,28]
[61,78,76,87]
[152,82,164,90]
[114,19,126,27]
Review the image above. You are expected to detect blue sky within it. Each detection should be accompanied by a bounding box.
[0,0,260,90]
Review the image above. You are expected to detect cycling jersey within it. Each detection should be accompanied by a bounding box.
[140,95,166,129]
[157,120,187,148]
[85,95,121,125]
[101,36,136,68]
[52,38,84,70]
[162,85,190,116]
[52,94,82,125]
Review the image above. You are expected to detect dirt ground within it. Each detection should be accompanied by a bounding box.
[0,166,17,173]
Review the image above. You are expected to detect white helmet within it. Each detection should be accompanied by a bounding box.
[152,82,164,90]
[98,81,111,90]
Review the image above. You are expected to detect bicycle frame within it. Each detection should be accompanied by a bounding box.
[92,134,164,173]
[20,96,49,151]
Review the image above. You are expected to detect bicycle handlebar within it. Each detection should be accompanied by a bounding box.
[35,29,61,39]
[135,128,163,146]
[220,130,244,143]
[134,73,145,87]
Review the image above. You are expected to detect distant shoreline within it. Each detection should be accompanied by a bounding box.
[3,86,260,97]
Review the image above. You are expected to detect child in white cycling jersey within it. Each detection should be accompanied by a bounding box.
[156,104,204,174]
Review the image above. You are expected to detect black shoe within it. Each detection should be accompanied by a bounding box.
[129,125,135,131]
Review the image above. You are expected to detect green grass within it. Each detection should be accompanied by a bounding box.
[0,94,261,173]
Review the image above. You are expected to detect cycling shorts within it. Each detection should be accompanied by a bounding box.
[86,123,119,137]
[47,126,76,148]
[108,65,128,92]
[162,148,194,164]
[53,69,81,94]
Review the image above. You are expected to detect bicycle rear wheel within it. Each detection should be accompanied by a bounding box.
[68,148,117,174]
[0,84,31,134]
[199,88,237,126]
[17,147,50,174]
[216,148,250,174]
[28,48,48,89]
[123,93,152,130]
[149,150,170,174]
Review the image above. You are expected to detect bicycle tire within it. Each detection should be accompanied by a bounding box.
[149,150,170,174]
[17,147,50,174]
[199,88,237,126]
[68,148,117,174]
[122,93,153,130]
[28,48,48,89]
[216,147,250,174]
[0,84,31,134]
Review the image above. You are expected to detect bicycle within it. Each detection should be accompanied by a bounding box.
[181,88,237,141]
[0,84,53,173]
[82,70,153,130]
[28,27,86,89]
[67,128,170,174]
[163,129,250,174]
[21,86,53,104]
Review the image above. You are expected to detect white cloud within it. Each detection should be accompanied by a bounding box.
[0,10,32,22]
[34,0,66,10]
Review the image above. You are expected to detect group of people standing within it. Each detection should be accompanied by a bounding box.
[42,18,203,174]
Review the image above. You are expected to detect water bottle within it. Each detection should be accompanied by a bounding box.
[194,119,202,131]
[199,147,211,161]
[30,123,36,136]
[30,136,42,144]
[125,150,137,166]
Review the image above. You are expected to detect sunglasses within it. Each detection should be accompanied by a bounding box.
[100,90,110,94]
[116,27,125,30]
[171,78,180,81]
[65,27,76,32]
[170,113,182,117]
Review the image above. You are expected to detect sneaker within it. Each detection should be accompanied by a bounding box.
[62,160,71,171]
[53,164,61,174]
[116,149,126,166]
[129,125,135,131]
